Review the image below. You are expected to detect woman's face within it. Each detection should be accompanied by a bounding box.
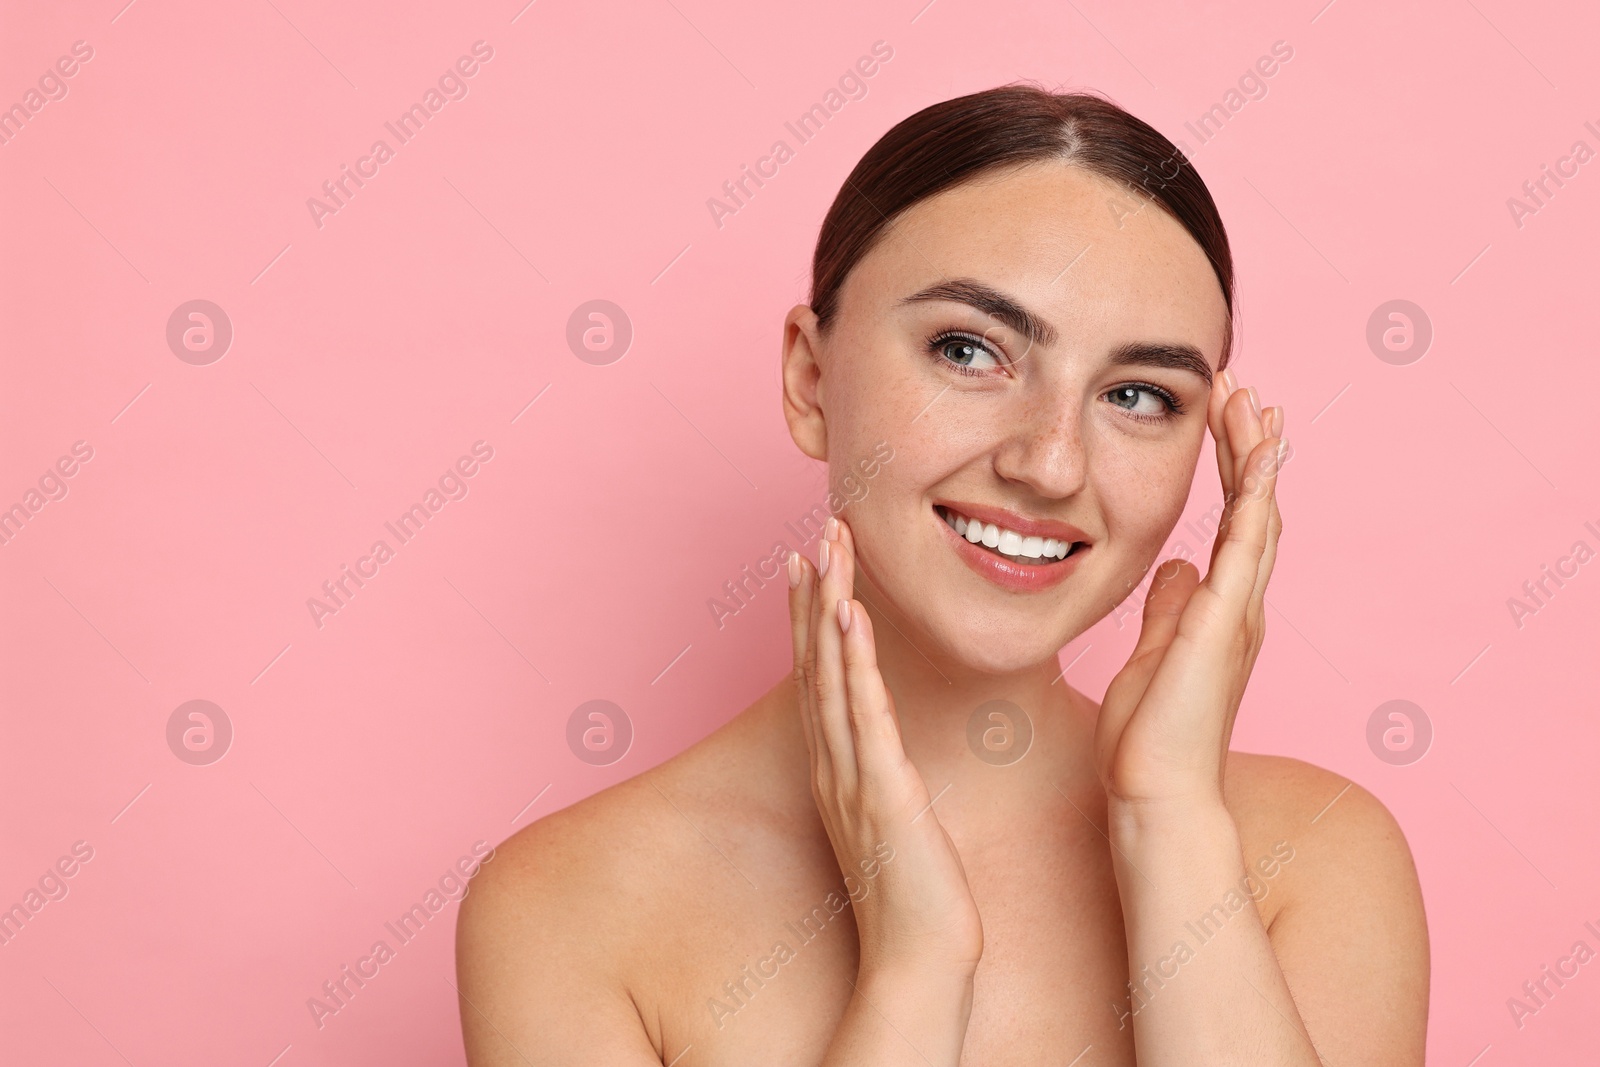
[782,159,1230,676]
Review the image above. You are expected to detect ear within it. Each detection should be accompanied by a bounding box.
[781,303,828,461]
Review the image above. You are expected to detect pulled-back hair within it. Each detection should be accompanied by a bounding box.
[810,83,1236,367]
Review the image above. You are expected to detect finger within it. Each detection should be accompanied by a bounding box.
[805,539,835,789]
[1209,369,1238,500]
[827,524,882,744]
[787,551,822,766]
[838,599,904,784]
[1252,444,1286,603]
[837,516,911,737]
[1225,383,1266,493]
[1206,434,1283,613]
[812,522,857,784]
[836,513,857,559]
[806,536,825,695]
[1210,383,1267,573]
[1111,558,1203,722]
[1131,558,1201,661]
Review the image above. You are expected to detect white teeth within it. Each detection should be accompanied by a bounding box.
[941,506,1075,561]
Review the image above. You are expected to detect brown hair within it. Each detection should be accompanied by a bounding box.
[809,83,1237,368]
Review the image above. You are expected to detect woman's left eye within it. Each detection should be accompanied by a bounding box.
[1105,384,1180,418]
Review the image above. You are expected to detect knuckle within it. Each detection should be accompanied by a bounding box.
[857,799,889,830]
[853,785,890,824]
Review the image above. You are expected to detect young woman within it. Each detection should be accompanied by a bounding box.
[455,85,1429,1065]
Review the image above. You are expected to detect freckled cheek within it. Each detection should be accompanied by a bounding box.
[841,438,934,531]
[826,359,950,481]
[832,424,956,559]
[860,408,998,540]
[871,359,934,422]
[1089,442,1196,555]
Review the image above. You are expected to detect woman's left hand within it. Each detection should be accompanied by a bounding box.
[1093,372,1286,809]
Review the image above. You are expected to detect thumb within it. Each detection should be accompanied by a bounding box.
[1131,558,1200,660]
[1095,558,1203,790]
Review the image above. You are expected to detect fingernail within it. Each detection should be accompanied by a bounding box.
[837,599,851,632]
[825,517,839,541]
[787,551,801,588]
[1277,437,1288,463]
[1247,386,1260,417]
[1221,368,1237,393]
[819,540,831,577]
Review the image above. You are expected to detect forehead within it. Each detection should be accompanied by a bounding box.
[841,160,1229,365]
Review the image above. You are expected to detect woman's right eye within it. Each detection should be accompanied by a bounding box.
[927,331,1003,375]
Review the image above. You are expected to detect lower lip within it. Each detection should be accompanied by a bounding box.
[934,507,1087,593]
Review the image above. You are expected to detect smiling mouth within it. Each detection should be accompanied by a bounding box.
[934,505,1085,565]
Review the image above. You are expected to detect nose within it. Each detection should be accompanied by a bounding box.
[990,390,1089,499]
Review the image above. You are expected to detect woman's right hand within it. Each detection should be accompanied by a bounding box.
[788,517,984,983]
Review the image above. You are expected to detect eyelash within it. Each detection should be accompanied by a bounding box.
[924,329,1186,421]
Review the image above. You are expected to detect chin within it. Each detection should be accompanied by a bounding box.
[960,612,1090,677]
[869,576,1084,679]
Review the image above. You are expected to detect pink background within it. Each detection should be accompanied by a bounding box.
[2,0,1597,1063]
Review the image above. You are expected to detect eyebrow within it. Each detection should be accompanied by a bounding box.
[897,276,1214,388]
[898,278,1059,350]
[1108,340,1214,389]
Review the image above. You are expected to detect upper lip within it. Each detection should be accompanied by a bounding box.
[933,500,1091,545]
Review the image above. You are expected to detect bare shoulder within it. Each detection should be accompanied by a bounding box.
[1222,750,1430,1063]
[454,686,793,1065]
[452,766,677,1064]
[1220,751,1419,902]
[459,761,684,945]
[461,683,796,933]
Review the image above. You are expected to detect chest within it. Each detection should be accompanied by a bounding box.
[637,817,1142,1066]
